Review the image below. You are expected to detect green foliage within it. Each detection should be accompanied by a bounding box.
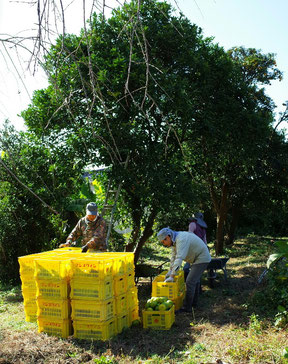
[93,356,118,364]
[0,122,84,283]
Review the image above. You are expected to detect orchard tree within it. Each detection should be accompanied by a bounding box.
[22,0,230,261]
[0,121,85,282]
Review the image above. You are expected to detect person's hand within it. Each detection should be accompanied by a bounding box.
[59,242,70,248]
[165,270,172,279]
[81,244,89,253]
[164,276,174,283]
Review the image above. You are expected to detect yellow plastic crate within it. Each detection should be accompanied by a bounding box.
[34,258,71,280]
[70,258,113,280]
[159,270,185,291]
[127,271,136,289]
[37,298,71,319]
[96,254,126,276]
[122,253,135,273]
[142,306,175,330]
[37,317,72,338]
[173,291,185,310]
[36,279,70,300]
[71,298,115,321]
[106,252,135,274]
[127,288,138,310]
[22,288,37,304]
[73,319,116,341]
[116,312,129,334]
[24,300,37,322]
[113,275,127,296]
[70,277,113,300]
[53,247,82,253]
[129,308,140,325]
[115,293,128,315]
[21,278,37,292]
[18,254,42,277]
[152,276,182,300]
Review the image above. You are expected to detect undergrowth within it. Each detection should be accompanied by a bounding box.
[0,235,287,364]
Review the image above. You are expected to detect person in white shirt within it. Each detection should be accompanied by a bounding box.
[157,227,211,313]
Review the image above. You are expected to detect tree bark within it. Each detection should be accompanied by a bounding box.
[133,208,157,264]
[215,182,229,255]
[225,205,240,246]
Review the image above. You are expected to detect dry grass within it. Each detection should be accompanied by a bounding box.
[0,236,287,364]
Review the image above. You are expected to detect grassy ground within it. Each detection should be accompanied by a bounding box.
[0,235,287,364]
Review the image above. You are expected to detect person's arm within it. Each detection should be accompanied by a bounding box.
[66,220,82,243]
[59,220,81,247]
[203,231,207,245]
[87,218,107,251]
[188,221,196,233]
[170,237,189,277]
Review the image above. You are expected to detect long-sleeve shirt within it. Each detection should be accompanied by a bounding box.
[169,231,211,275]
[66,215,107,251]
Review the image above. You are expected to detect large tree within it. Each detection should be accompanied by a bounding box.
[21,0,286,259]
[22,0,231,261]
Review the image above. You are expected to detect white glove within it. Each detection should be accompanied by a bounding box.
[165,270,172,279]
[164,276,174,283]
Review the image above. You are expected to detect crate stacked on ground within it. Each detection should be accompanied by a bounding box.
[69,252,139,340]
[141,270,182,330]
[105,252,139,333]
[19,253,44,322]
[152,270,186,310]
[142,296,175,330]
[18,249,139,340]
[103,252,139,329]
[69,256,116,340]
[34,255,73,338]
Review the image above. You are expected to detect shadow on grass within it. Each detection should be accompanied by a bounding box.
[68,263,272,362]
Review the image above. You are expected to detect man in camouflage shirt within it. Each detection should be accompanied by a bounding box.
[59,202,107,252]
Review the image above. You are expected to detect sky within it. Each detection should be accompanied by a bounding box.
[0,0,287,132]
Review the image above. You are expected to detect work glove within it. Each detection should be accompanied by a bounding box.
[165,270,172,279]
[81,244,89,253]
[164,276,174,283]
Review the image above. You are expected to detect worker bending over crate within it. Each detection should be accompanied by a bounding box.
[59,202,107,253]
[157,227,211,313]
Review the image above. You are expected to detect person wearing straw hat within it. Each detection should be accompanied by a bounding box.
[183,212,208,281]
[157,227,211,313]
[188,212,207,244]
[59,202,107,252]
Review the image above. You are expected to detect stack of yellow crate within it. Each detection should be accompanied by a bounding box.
[107,253,139,334]
[34,255,72,338]
[69,252,139,340]
[19,254,41,322]
[152,270,185,310]
[69,256,116,340]
[18,249,139,340]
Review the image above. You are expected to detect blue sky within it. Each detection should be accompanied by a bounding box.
[177,0,288,124]
[0,0,287,131]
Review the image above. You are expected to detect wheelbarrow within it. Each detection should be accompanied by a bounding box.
[206,257,229,288]
[135,261,169,284]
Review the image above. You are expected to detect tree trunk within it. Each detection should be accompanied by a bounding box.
[124,195,142,252]
[215,182,229,255]
[225,205,240,246]
[133,208,157,264]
